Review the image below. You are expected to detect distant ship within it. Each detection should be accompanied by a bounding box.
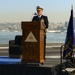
[47,30,61,33]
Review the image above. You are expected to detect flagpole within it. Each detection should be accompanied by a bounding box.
[71,4,73,10]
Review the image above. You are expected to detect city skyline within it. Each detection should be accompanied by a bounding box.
[0,0,75,23]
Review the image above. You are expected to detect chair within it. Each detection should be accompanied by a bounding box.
[60,45,75,75]
[9,35,22,58]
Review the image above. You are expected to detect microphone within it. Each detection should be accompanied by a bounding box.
[31,12,37,21]
[34,12,37,15]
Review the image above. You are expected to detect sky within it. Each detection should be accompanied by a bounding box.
[0,0,75,23]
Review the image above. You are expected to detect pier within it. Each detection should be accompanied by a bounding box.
[0,43,69,75]
[0,43,64,75]
[0,43,64,66]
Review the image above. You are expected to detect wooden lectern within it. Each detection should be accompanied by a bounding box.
[21,21,45,64]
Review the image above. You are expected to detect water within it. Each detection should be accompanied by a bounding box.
[0,31,66,44]
[0,31,22,44]
[46,32,66,43]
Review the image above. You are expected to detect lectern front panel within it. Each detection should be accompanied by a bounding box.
[21,22,45,63]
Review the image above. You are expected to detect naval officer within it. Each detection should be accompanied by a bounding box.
[32,6,49,29]
[32,6,49,60]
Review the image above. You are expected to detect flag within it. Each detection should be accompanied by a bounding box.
[63,7,74,58]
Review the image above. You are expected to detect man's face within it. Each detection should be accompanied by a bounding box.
[37,10,43,16]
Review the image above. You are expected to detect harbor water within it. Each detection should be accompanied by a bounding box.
[0,31,66,44]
